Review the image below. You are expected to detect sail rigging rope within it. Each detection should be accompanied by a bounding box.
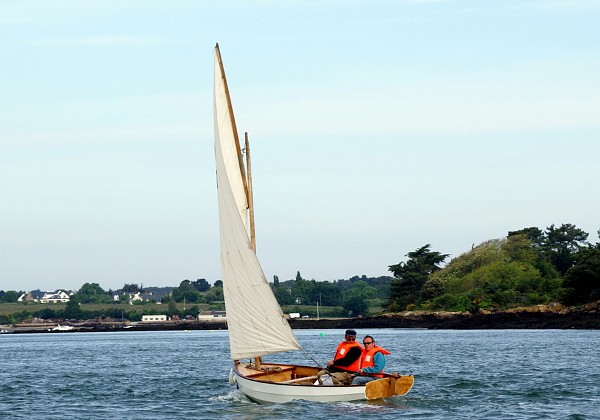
[303,350,324,370]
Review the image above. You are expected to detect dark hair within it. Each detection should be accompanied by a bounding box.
[363,335,374,342]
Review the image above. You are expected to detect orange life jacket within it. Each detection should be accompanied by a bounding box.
[333,341,363,372]
[360,345,391,378]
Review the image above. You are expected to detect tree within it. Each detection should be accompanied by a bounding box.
[75,283,110,304]
[560,247,600,305]
[508,227,545,247]
[40,307,57,319]
[386,244,449,311]
[172,280,202,303]
[183,305,200,318]
[291,275,310,304]
[273,286,293,305]
[122,283,141,293]
[214,280,223,288]
[192,279,210,292]
[167,299,178,316]
[63,298,83,320]
[342,294,368,318]
[0,290,19,303]
[313,281,342,306]
[205,286,224,303]
[342,281,377,317]
[544,224,589,275]
[507,228,560,279]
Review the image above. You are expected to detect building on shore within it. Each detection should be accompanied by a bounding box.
[141,315,168,322]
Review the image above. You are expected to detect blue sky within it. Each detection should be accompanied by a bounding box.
[2,1,599,292]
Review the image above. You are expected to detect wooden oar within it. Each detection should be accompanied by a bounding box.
[365,378,391,399]
[394,375,414,396]
[279,375,319,384]
[364,375,414,400]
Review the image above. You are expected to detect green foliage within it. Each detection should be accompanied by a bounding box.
[167,300,178,315]
[126,310,141,321]
[63,298,83,319]
[273,286,293,305]
[183,305,200,318]
[74,283,110,304]
[276,275,343,306]
[429,293,472,312]
[389,223,594,313]
[192,279,210,292]
[386,244,449,311]
[39,307,57,319]
[342,294,368,317]
[560,246,600,305]
[342,281,377,317]
[171,280,202,303]
[0,290,19,303]
[204,286,223,303]
[428,240,505,289]
[425,238,561,311]
[544,224,589,275]
[122,283,141,293]
[280,304,346,318]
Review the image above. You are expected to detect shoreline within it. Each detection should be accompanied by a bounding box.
[293,301,600,330]
[2,302,598,334]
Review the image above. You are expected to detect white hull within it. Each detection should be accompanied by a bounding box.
[233,370,366,404]
[51,324,74,331]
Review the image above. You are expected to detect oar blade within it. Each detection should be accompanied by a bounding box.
[365,378,391,400]
[395,375,414,396]
[365,375,414,400]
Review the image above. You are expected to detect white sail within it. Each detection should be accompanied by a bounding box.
[214,45,301,360]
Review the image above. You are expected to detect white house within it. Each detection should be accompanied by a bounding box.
[141,315,167,322]
[18,290,48,302]
[39,290,70,303]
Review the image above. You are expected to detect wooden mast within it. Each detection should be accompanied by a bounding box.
[245,131,261,370]
[216,43,257,368]
[246,132,256,253]
[214,43,250,208]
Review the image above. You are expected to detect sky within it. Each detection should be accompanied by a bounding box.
[2,0,599,292]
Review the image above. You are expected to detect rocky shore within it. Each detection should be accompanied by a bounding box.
[290,301,600,330]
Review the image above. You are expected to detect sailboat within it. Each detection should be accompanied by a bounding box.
[213,43,414,404]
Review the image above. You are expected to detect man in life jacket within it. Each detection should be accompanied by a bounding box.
[351,335,391,385]
[317,329,363,385]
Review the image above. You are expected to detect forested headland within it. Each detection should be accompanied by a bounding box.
[385,224,599,313]
[1,223,599,327]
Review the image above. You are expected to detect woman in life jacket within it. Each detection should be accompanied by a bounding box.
[351,335,391,385]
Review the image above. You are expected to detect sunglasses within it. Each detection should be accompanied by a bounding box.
[345,336,356,341]
[363,341,374,345]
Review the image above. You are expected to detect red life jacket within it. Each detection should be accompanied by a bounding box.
[333,341,363,372]
[360,345,391,378]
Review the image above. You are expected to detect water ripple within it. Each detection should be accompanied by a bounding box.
[1,329,599,419]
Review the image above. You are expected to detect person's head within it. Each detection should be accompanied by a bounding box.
[362,335,375,349]
[344,329,357,342]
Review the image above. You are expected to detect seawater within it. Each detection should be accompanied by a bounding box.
[1,329,598,419]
